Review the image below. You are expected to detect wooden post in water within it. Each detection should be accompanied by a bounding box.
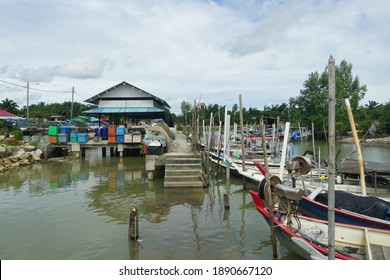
[224,107,231,180]
[327,55,336,260]
[128,208,139,240]
[207,112,213,173]
[239,94,246,188]
[223,193,230,209]
[261,119,277,258]
[312,123,317,169]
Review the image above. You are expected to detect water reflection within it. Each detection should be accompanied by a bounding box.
[5,143,386,259]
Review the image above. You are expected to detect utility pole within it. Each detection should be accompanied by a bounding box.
[71,86,75,120]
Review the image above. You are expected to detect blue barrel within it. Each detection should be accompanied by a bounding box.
[94,127,99,137]
[100,127,108,140]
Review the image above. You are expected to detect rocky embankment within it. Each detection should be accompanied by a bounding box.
[0,137,46,172]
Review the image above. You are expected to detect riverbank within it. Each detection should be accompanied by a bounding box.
[337,136,390,145]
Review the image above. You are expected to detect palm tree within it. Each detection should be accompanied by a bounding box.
[0,98,20,115]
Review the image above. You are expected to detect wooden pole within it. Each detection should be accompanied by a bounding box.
[208,112,213,172]
[345,98,367,195]
[312,122,317,169]
[128,208,139,240]
[261,120,277,258]
[239,94,247,188]
[226,114,231,180]
[328,55,336,260]
[279,122,290,180]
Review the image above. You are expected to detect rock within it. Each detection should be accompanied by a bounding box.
[1,138,18,145]
[19,159,30,165]
[8,156,19,163]
[23,144,36,152]
[16,149,30,160]
[0,145,6,157]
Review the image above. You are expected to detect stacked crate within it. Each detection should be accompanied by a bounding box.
[70,132,78,143]
[132,132,142,143]
[77,133,88,143]
[116,126,125,143]
[58,127,71,143]
[124,132,132,143]
[108,125,117,143]
[48,126,59,143]
[100,127,108,140]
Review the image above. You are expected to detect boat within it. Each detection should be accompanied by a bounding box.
[297,189,390,230]
[338,158,390,187]
[249,188,390,260]
[257,178,390,230]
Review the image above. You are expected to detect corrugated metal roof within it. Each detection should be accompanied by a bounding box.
[83,107,164,114]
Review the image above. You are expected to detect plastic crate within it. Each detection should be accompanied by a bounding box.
[70,132,78,143]
[48,126,59,136]
[108,136,116,143]
[116,126,126,135]
[58,133,70,143]
[124,134,132,143]
[48,135,58,143]
[108,125,116,135]
[132,134,142,143]
[59,127,71,134]
[116,135,124,143]
[77,133,88,143]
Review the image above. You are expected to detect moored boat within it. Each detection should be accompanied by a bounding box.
[249,189,390,260]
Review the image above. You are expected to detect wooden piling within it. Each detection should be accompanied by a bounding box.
[223,193,230,209]
[128,208,139,240]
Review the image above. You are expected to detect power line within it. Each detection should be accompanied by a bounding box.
[0,79,72,94]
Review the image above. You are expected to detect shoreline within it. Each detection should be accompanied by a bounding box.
[337,136,390,145]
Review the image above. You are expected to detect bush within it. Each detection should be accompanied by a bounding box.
[11,129,23,140]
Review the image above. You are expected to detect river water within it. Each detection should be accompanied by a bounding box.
[1,141,389,260]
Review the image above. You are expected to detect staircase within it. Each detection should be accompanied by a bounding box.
[164,154,207,188]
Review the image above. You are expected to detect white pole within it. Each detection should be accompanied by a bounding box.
[279,122,290,180]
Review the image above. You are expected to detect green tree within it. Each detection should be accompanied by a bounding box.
[294,59,367,137]
[0,98,20,115]
[180,100,192,126]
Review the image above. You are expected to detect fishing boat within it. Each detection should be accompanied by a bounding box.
[249,188,390,260]
[297,189,390,230]
[257,177,390,230]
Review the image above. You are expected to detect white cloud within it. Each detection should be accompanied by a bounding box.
[57,57,112,79]
[0,0,389,114]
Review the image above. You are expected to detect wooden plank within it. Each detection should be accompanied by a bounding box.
[370,244,390,260]
[363,228,372,260]
[308,187,324,200]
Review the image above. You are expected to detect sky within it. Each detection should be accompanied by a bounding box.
[0,0,389,115]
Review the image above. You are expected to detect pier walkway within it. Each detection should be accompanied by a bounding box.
[146,131,207,187]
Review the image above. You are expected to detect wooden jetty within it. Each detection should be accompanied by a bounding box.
[145,131,207,188]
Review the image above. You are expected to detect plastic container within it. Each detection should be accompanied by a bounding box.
[77,133,88,143]
[100,127,108,140]
[58,133,70,143]
[48,126,59,136]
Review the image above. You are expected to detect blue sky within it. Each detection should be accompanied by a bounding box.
[0,0,389,114]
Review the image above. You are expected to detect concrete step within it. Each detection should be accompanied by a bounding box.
[165,158,201,165]
[164,175,201,182]
[165,163,202,170]
[165,169,201,176]
[164,153,201,159]
[163,153,206,188]
[164,180,204,188]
